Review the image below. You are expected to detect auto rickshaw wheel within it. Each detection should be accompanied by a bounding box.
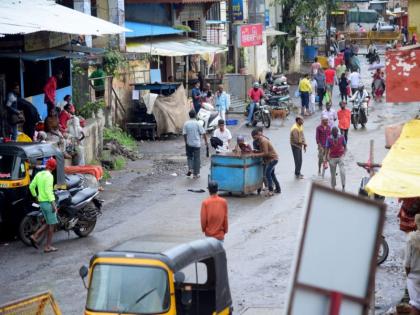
[19,215,45,246]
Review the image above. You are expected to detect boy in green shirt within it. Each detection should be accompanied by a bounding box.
[29,158,58,253]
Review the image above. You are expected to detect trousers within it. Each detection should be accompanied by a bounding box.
[265,160,280,192]
[329,157,346,188]
[291,145,303,176]
[186,145,201,175]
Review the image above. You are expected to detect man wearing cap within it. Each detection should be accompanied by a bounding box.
[316,116,331,175]
[290,116,307,179]
[29,158,58,253]
[201,181,228,242]
[212,119,232,152]
[246,82,265,126]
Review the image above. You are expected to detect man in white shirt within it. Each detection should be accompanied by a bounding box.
[349,70,361,95]
[212,119,232,152]
[322,103,338,128]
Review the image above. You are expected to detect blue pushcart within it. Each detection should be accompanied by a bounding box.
[209,154,264,195]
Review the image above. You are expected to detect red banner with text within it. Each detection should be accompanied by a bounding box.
[239,24,263,47]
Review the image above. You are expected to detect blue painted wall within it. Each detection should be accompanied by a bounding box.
[26,86,72,119]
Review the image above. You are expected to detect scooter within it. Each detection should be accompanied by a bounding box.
[197,102,222,132]
[367,51,380,64]
[350,96,369,129]
[19,187,103,246]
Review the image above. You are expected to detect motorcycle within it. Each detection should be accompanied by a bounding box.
[197,102,221,132]
[357,161,388,265]
[367,51,380,64]
[19,187,103,246]
[350,96,369,129]
[246,101,271,128]
[263,73,290,97]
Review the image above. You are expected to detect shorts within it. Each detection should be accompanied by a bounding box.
[40,202,58,225]
[326,84,334,92]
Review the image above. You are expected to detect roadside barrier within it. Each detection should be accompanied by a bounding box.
[0,291,61,315]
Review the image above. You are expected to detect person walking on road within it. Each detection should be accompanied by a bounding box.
[298,74,312,116]
[311,57,321,75]
[404,213,420,315]
[215,85,230,121]
[183,110,208,178]
[254,128,281,196]
[349,69,361,95]
[316,116,331,176]
[322,103,338,129]
[325,127,347,191]
[314,69,326,110]
[290,116,307,179]
[201,181,228,242]
[324,65,336,98]
[29,158,59,253]
[338,72,350,102]
[337,101,351,142]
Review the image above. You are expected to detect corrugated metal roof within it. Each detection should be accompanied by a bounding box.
[0,0,130,36]
[0,49,83,61]
[126,0,220,3]
[127,37,227,56]
[125,21,183,38]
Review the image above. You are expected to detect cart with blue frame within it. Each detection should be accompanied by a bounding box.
[209,153,264,195]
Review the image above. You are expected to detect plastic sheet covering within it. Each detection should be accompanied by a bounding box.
[366,119,420,197]
[152,85,190,136]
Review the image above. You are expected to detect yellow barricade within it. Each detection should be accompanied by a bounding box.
[0,292,61,315]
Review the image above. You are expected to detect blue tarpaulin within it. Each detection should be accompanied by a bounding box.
[125,21,183,38]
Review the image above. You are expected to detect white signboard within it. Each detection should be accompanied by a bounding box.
[286,183,386,315]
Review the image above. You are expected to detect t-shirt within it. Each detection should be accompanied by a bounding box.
[201,195,228,240]
[29,170,55,202]
[183,119,205,148]
[325,69,336,85]
[248,88,264,102]
[337,108,351,130]
[213,128,232,149]
[322,109,338,128]
[326,135,346,158]
[349,72,360,88]
[311,62,321,74]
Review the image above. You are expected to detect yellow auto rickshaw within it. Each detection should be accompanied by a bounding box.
[0,142,75,236]
[79,238,233,315]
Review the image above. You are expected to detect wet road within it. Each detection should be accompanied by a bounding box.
[0,56,418,314]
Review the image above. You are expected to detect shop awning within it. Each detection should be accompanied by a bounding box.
[0,49,83,61]
[264,29,288,37]
[366,119,420,198]
[125,21,183,38]
[126,37,228,56]
[0,0,130,36]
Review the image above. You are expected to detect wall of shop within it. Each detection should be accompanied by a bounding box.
[125,3,171,25]
[408,0,420,37]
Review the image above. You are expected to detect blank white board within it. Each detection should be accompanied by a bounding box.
[287,183,385,315]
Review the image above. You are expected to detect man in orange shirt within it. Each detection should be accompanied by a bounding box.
[200,181,228,242]
[337,101,351,142]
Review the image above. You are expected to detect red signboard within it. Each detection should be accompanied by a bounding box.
[239,24,263,47]
[386,48,420,103]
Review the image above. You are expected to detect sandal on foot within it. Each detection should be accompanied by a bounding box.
[44,247,58,253]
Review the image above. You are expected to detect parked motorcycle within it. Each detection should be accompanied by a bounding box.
[350,97,369,129]
[246,102,271,128]
[357,161,388,265]
[19,187,102,246]
[263,73,290,97]
[197,102,221,132]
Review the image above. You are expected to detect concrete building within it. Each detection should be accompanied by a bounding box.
[408,0,420,37]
